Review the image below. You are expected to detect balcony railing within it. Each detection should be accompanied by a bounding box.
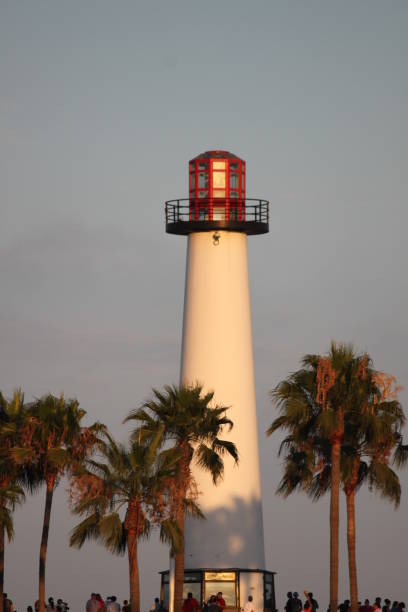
[165,198,269,235]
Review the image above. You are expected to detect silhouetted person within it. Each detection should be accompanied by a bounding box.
[338,600,350,612]
[285,593,293,612]
[151,599,161,612]
[183,593,200,612]
[308,593,318,612]
[293,593,302,612]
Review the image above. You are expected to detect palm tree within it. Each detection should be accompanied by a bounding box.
[125,383,239,612]
[70,431,184,612]
[341,372,406,612]
[25,394,103,612]
[0,390,32,612]
[269,342,370,612]
[268,345,406,612]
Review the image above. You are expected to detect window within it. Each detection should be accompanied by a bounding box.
[204,572,236,607]
[212,161,226,170]
[213,172,226,188]
[183,583,201,602]
[198,172,209,188]
[264,573,274,610]
[230,173,239,189]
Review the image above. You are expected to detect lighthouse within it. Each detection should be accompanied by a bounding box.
[162,151,275,612]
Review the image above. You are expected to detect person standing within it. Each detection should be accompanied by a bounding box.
[383,600,391,612]
[339,601,351,612]
[293,593,302,612]
[242,596,254,612]
[122,601,130,612]
[96,595,106,612]
[86,594,99,612]
[216,593,226,612]
[285,593,293,612]
[4,594,14,612]
[308,593,319,612]
[150,599,162,612]
[107,597,120,612]
[182,593,200,612]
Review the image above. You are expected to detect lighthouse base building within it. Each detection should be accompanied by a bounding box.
[161,151,276,612]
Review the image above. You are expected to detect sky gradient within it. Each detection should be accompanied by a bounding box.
[1,1,408,610]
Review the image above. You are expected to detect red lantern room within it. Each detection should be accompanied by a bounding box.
[189,150,246,203]
[165,150,269,235]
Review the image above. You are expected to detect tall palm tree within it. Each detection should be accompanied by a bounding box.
[126,383,239,612]
[269,342,371,612]
[25,394,103,612]
[70,431,184,612]
[341,373,406,612]
[0,390,31,612]
[268,346,406,612]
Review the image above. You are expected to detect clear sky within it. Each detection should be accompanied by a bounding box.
[1,1,408,610]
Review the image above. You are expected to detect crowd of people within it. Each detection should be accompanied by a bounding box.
[3,589,406,612]
[284,592,406,612]
[341,598,405,612]
[2,593,70,612]
[85,593,131,612]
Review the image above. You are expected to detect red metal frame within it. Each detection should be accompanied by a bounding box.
[189,152,246,222]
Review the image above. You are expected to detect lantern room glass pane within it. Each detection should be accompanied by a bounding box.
[198,172,209,188]
[230,191,238,198]
[230,173,239,188]
[213,172,226,188]
[213,189,226,198]
[230,162,239,170]
[190,173,196,189]
[198,190,208,198]
[198,162,208,171]
[213,161,226,170]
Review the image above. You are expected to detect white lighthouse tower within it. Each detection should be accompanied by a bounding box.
[163,151,275,612]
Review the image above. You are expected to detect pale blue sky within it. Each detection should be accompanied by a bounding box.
[1,1,408,610]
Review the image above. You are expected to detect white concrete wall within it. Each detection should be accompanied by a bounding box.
[181,230,265,570]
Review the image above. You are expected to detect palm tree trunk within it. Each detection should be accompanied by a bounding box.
[330,437,341,612]
[174,445,189,612]
[128,530,140,612]
[0,524,4,612]
[39,476,55,612]
[174,505,185,612]
[346,489,358,612]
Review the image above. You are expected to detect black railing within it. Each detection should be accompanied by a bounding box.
[165,198,269,235]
